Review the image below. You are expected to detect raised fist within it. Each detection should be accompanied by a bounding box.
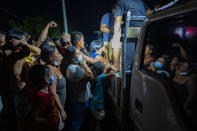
[48,21,57,28]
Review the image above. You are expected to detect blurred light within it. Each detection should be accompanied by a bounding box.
[175,27,183,38]
[185,27,197,37]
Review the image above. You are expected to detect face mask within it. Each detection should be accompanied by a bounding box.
[154,61,163,69]
[51,56,59,66]
[48,75,55,85]
[179,72,188,76]
[54,61,59,66]
[76,54,83,64]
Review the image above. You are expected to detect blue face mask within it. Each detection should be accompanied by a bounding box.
[154,61,163,69]
[48,75,55,85]
[54,61,59,66]
[179,72,188,76]
[76,55,83,64]
[51,56,59,66]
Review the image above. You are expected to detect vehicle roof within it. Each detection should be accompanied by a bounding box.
[148,0,197,20]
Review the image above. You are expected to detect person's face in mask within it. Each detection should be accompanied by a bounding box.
[154,57,166,69]
[50,48,63,66]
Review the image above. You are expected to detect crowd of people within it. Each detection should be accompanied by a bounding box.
[0,0,179,130]
[0,20,117,131]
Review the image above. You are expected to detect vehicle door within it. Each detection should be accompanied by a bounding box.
[130,1,197,131]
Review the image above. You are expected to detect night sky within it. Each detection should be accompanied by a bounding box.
[0,0,113,44]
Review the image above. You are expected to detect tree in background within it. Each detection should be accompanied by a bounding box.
[8,16,72,40]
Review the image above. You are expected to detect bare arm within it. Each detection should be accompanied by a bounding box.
[100,24,113,34]
[81,58,94,80]
[38,24,49,43]
[179,46,188,60]
[11,39,40,55]
[106,70,115,78]
[37,21,57,47]
[48,66,67,120]
[104,65,115,78]
[77,49,95,64]
[172,43,188,60]
[25,43,41,55]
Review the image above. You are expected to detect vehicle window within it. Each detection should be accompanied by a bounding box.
[142,12,197,127]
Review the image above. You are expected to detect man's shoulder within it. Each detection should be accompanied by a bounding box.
[66,64,85,82]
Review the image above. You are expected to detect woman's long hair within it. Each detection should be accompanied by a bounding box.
[91,61,105,90]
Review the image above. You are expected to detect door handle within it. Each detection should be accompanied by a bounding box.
[135,99,143,113]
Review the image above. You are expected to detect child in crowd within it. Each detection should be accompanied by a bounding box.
[29,64,60,131]
[90,61,115,131]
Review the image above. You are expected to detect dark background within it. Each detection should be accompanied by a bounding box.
[0,0,173,44]
[0,0,113,44]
